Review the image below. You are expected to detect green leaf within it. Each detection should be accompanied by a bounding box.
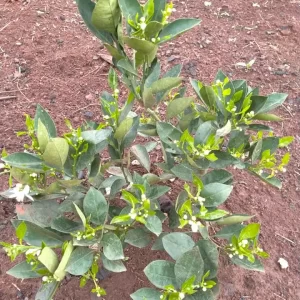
[74,203,87,227]
[171,163,195,182]
[258,93,288,114]
[91,0,120,34]
[214,224,244,240]
[114,117,139,149]
[167,97,194,119]
[117,58,138,76]
[37,119,50,152]
[51,216,83,234]
[125,228,152,248]
[118,0,142,20]
[186,289,214,300]
[124,37,157,54]
[104,43,124,61]
[200,183,233,207]
[196,240,218,279]
[53,241,74,281]
[145,21,163,39]
[43,138,69,169]
[239,223,260,240]
[34,104,57,137]
[159,18,201,43]
[2,152,44,171]
[38,247,59,273]
[201,170,233,185]
[279,136,294,148]
[162,233,195,260]
[131,288,161,300]
[209,151,238,168]
[16,221,27,242]
[215,214,253,226]
[131,145,151,172]
[253,113,282,122]
[151,232,168,250]
[81,129,112,145]
[145,215,162,236]
[83,187,108,225]
[102,254,127,272]
[230,256,264,272]
[65,247,94,276]
[102,232,124,260]
[200,86,217,108]
[153,0,165,21]
[174,247,204,287]
[194,121,216,146]
[12,220,65,247]
[144,260,177,289]
[251,139,262,163]
[76,0,113,44]
[7,261,44,279]
[35,281,60,300]
[150,77,182,93]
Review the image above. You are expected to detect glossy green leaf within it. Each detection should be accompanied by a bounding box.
[35,281,60,300]
[34,104,57,138]
[2,153,44,171]
[253,113,282,122]
[197,240,218,279]
[102,254,127,272]
[102,232,124,260]
[230,256,264,272]
[51,216,83,234]
[258,93,288,114]
[92,0,120,34]
[131,145,151,172]
[167,97,194,119]
[145,21,163,39]
[43,138,69,169]
[239,223,260,240]
[144,260,177,289]
[175,247,204,287]
[200,86,217,108]
[104,43,124,61]
[151,77,182,93]
[81,129,112,145]
[200,183,232,207]
[171,163,195,182]
[38,247,59,273]
[83,187,108,225]
[76,0,113,44]
[145,215,162,236]
[118,0,142,19]
[215,214,253,226]
[186,289,214,300]
[214,224,245,240]
[37,119,50,152]
[124,37,157,54]
[194,121,216,146]
[162,233,195,260]
[201,170,233,185]
[7,261,44,279]
[209,151,238,168]
[12,220,65,247]
[65,247,94,276]
[131,288,161,300]
[16,221,27,242]
[125,228,152,248]
[117,58,138,75]
[159,18,201,43]
[251,139,262,163]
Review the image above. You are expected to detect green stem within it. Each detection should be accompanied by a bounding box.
[146,108,161,122]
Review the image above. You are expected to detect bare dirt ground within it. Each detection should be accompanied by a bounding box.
[0,0,300,299]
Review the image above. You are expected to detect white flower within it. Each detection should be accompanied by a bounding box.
[140,17,146,22]
[0,163,5,169]
[189,220,201,232]
[129,211,137,220]
[30,173,37,178]
[229,254,233,258]
[42,276,48,282]
[197,196,206,204]
[151,38,156,43]
[203,149,211,156]
[141,194,147,201]
[7,184,34,202]
[278,258,289,269]
[239,255,244,259]
[202,287,207,292]
[179,292,185,299]
[183,214,188,220]
[140,22,147,30]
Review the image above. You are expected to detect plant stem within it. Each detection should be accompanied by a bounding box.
[121,164,129,184]
[146,108,161,122]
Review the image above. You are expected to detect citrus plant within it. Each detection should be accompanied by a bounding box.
[0,1,294,299]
